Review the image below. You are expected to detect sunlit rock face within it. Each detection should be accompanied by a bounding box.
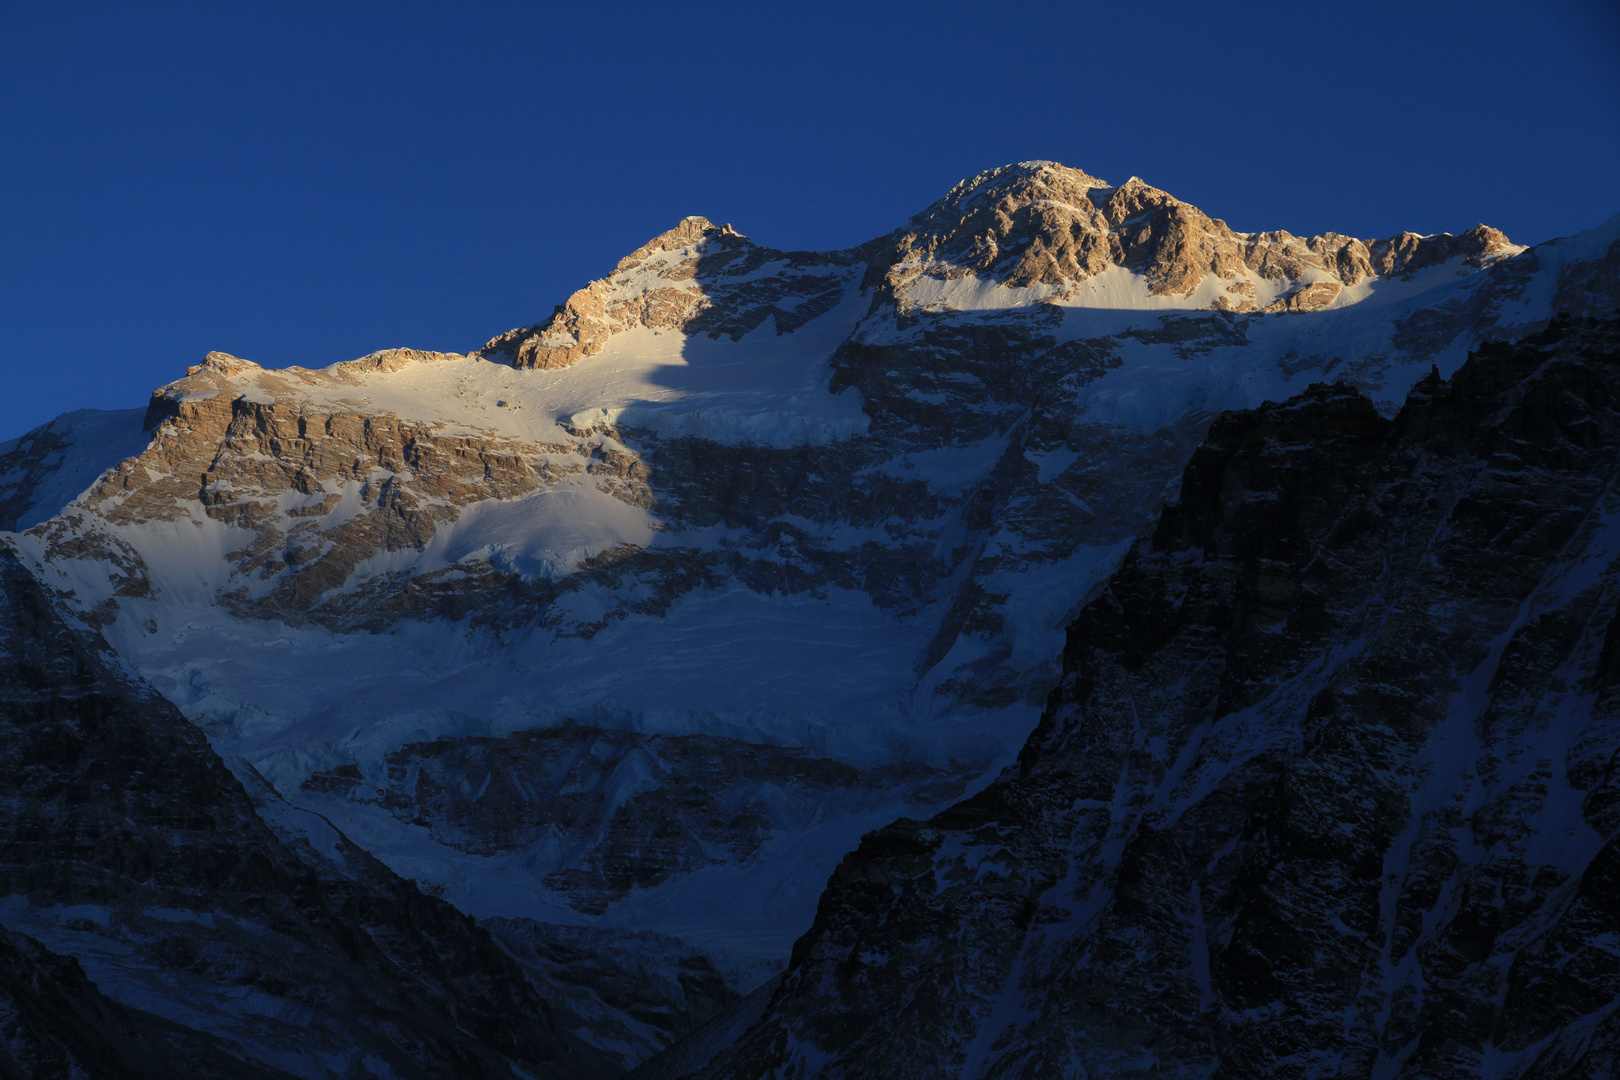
[481,217,872,371]
[1,161,1616,1074]
[665,316,1620,1080]
[871,161,1518,309]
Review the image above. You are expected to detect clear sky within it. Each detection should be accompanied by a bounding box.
[3,0,1618,440]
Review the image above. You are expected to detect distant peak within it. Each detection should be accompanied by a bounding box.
[186,351,261,378]
[927,161,1112,217]
[885,162,1519,303]
[614,216,751,274]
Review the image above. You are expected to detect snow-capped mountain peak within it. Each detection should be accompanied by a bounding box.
[481,213,866,372]
[0,162,1614,1075]
[882,160,1524,316]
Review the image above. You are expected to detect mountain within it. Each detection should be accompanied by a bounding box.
[2,160,1617,1074]
[654,314,1620,1079]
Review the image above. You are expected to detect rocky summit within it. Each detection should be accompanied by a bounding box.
[2,161,1618,1077]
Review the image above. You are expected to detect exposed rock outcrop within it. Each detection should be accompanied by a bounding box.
[480,163,1524,379]
[486,919,740,1074]
[301,721,965,916]
[662,316,1620,1079]
[0,541,607,1078]
[481,218,867,370]
[877,162,1521,311]
[0,407,148,533]
[0,425,76,533]
[0,923,292,1079]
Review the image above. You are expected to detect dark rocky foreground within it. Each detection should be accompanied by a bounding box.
[641,316,1620,1079]
[0,543,614,1078]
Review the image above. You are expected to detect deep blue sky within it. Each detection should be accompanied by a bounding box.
[3,1,1618,440]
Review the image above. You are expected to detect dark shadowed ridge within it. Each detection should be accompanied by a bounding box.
[641,315,1620,1079]
[0,542,613,1079]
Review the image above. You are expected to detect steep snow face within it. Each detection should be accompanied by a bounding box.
[686,318,1620,1080]
[0,408,148,531]
[4,164,1615,1009]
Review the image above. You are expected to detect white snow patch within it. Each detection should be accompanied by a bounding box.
[427,475,654,581]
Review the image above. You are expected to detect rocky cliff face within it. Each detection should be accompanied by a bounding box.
[665,316,1620,1079]
[875,162,1518,311]
[0,540,610,1078]
[481,217,871,371]
[300,721,963,918]
[2,162,1617,1075]
[0,921,297,1079]
[485,918,740,1073]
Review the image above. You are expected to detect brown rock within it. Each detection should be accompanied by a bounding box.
[873,162,1518,314]
[481,216,859,371]
[1263,280,1344,313]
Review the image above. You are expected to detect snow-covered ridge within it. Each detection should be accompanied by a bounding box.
[472,161,1529,391]
[165,292,871,451]
[0,407,149,532]
[481,215,872,373]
